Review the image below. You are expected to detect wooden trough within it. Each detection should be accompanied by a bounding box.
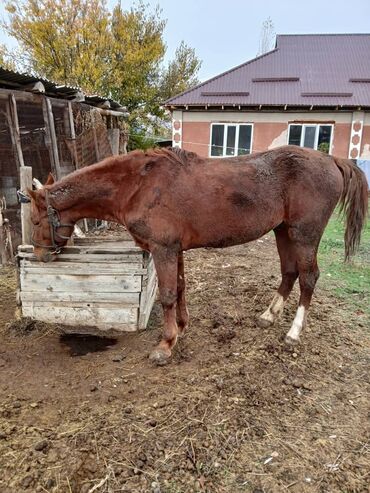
[15,166,157,335]
[17,236,158,335]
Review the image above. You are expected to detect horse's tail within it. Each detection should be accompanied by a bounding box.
[333,157,368,260]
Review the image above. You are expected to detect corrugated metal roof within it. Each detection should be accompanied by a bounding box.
[165,34,370,108]
[0,67,125,110]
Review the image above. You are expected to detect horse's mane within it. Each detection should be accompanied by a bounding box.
[144,147,199,166]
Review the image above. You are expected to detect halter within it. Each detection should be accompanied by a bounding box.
[31,189,74,254]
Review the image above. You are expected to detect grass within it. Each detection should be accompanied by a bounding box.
[318,205,370,323]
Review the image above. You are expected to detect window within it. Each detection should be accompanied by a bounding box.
[288,124,333,153]
[210,123,253,157]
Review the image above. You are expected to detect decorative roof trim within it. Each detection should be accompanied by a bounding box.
[201,91,249,96]
[301,92,353,97]
[252,77,299,82]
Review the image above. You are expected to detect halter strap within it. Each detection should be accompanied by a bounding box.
[31,189,74,253]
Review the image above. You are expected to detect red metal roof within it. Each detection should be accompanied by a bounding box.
[165,34,370,108]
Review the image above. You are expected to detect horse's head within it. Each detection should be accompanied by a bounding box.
[27,174,75,262]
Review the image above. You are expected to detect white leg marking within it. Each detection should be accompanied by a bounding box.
[286,305,306,342]
[260,293,285,324]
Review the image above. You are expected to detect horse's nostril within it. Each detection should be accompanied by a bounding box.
[42,252,53,263]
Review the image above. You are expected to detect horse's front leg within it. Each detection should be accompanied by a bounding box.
[149,247,179,365]
[176,251,189,336]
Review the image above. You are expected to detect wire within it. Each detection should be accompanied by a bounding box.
[126,132,257,154]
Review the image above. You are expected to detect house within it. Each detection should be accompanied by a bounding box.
[0,67,128,243]
[165,34,370,162]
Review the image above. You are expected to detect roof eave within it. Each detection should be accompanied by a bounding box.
[165,103,369,111]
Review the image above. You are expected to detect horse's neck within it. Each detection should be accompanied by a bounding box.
[50,167,125,223]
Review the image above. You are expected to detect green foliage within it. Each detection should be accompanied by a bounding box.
[0,43,15,70]
[109,2,166,113]
[318,142,330,154]
[2,0,202,146]
[318,206,370,322]
[160,41,202,101]
[127,128,157,152]
[3,0,112,93]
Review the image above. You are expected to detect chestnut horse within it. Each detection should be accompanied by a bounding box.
[27,146,368,365]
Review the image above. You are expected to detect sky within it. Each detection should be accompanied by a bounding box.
[1,0,370,82]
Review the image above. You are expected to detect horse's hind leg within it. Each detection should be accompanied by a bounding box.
[258,224,299,328]
[149,247,179,365]
[176,252,189,336]
[285,245,320,345]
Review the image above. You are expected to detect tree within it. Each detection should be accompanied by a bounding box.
[2,0,202,135]
[3,0,111,94]
[109,1,166,122]
[0,44,15,70]
[160,41,202,101]
[257,17,275,56]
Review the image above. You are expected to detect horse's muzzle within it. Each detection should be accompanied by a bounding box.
[34,248,57,263]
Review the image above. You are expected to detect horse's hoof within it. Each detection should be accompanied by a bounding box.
[285,335,300,346]
[177,326,188,338]
[149,348,171,366]
[256,316,273,328]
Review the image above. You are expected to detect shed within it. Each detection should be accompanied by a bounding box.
[0,66,129,247]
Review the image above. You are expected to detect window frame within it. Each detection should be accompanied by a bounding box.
[209,122,254,158]
[287,123,334,154]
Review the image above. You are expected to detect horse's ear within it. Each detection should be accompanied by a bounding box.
[45,173,55,186]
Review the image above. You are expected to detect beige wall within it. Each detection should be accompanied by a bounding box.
[253,122,288,153]
[332,123,352,158]
[177,110,370,159]
[361,125,370,158]
[182,122,210,156]
[182,111,353,124]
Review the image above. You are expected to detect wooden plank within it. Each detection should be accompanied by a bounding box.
[22,263,147,275]
[22,300,140,309]
[42,97,60,178]
[107,128,120,155]
[74,233,134,243]
[138,275,149,329]
[143,276,158,328]
[67,101,79,169]
[138,257,157,329]
[6,93,24,169]
[21,290,140,304]
[90,111,100,162]
[55,243,139,253]
[18,243,140,253]
[18,252,143,263]
[47,97,61,178]
[73,238,135,246]
[0,87,40,102]
[0,208,7,265]
[20,166,33,245]
[18,241,140,251]
[21,272,142,293]
[21,304,138,330]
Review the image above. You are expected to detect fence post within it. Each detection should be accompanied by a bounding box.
[0,206,7,266]
[108,128,120,155]
[42,97,61,179]
[67,102,79,169]
[6,93,24,170]
[20,166,33,245]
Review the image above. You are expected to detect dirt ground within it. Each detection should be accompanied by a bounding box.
[0,235,369,493]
